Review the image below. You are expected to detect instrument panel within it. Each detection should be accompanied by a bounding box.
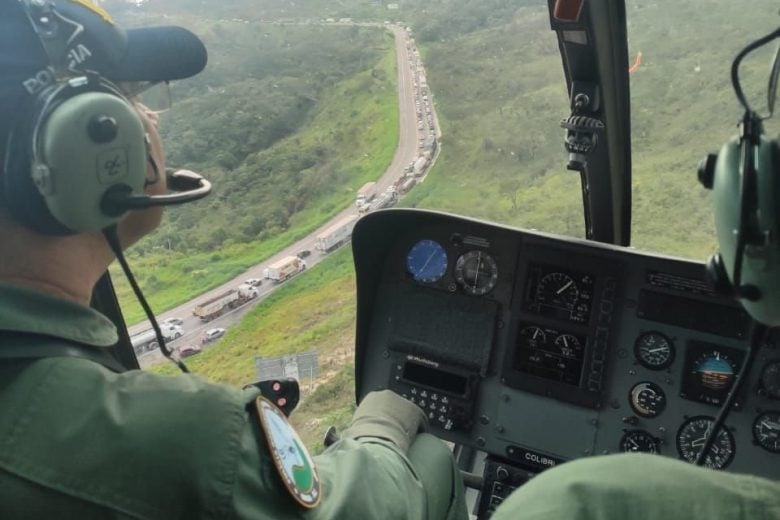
[352,209,780,514]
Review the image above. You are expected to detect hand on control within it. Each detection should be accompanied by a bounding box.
[342,390,428,453]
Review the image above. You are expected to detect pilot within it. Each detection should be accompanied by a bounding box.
[0,1,467,518]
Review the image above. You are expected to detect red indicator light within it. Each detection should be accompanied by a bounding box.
[272,382,282,392]
[277,397,288,407]
[554,0,584,22]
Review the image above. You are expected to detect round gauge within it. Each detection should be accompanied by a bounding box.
[537,272,579,310]
[760,361,780,399]
[554,334,581,358]
[692,350,738,392]
[753,411,780,453]
[619,430,661,454]
[519,326,547,348]
[629,381,667,418]
[676,416,736,469]
[454,250,498,296]
[634,332,675,370]
[406,239,448,283]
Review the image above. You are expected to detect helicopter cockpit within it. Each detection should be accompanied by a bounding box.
[351,208,777,517]
[86,0,779,518]
[347,1,780,518]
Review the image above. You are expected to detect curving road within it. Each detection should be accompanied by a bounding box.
[134,24,439,366]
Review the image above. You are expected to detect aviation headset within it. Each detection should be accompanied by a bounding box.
[699,27,780,327]
[2,0,210,236]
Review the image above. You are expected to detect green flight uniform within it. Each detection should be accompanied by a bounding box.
[0,282,468,519]
[491,453,780,520]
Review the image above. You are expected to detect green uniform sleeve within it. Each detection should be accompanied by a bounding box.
[342,390,427,453]
[491,454,780,520]
[230,418,468,519]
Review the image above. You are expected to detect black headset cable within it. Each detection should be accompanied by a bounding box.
[102,225,190,374]
[694,321,766,466]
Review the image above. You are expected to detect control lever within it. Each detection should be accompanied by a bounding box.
[322,426,484,490]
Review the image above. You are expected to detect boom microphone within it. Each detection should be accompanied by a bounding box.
[101,167,212,216]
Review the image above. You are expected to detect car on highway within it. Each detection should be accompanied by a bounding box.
[202,328,226,344]
[160,317,184,327]
[165,325,184,339]
[296,249,312,259]
[245,278,263,287]
[178,345,202,358]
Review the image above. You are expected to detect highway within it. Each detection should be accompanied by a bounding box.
[134,25,439,366]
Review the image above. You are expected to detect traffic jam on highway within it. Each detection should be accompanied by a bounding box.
[133,26,438,364]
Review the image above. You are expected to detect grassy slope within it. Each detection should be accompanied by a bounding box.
[114,43,399,324]
[152,246,358,449]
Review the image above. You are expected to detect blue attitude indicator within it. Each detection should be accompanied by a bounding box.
[406,239,448,283]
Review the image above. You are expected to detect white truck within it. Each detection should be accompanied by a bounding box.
[356,181,377,208]
[413,156,429,177]
[192,284,259,322]
[316,214,358,253]
[131,324,184,355]
[368,190,398,212]
[264,256,307,283]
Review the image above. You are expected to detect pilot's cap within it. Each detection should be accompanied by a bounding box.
[0,0,207,100]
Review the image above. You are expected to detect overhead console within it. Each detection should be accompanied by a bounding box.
[352,209,780,517]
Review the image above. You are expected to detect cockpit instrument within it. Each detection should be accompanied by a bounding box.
[628,381,666,418]
[752,411,780,453]
[524,264,594,323]
[759,361,780,399]
[406,239,448,283]
[454,250,499,296]
[513,324,586,387]
[634,331,675,370]
[680,342,745,406]
[676,416,735,469]
[619,430,661,454]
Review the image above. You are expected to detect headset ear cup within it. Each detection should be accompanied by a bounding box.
[3,93,73,235]
[39,91,147,231]
[3,78,147,235]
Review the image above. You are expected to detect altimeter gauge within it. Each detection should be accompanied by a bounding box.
[676,415,735,469]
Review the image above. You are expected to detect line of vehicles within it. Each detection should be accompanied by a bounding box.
[356,181,400,214]
[192,283,260,321]
[317,214,358,252]
[134,26,437,366]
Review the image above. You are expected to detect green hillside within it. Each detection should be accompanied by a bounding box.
[111,21,399,323]
[406,0,779,260]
